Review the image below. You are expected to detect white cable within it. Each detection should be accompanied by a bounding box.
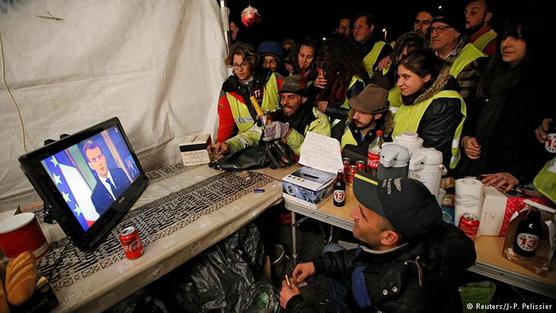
[0,30,27,152]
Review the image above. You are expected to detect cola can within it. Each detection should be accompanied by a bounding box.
[119,226,144,259]
[346,165,357,184]
[343,157,351,174]
[458,213,479,240]
[355,160,366,172]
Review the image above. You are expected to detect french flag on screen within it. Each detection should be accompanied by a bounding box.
[43,151,99,230]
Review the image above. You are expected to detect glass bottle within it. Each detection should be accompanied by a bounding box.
[333,171,346,207]
[513,209,543,257]
[367,130,384,176]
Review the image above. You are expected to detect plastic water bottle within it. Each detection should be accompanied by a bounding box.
[367,130,384,176]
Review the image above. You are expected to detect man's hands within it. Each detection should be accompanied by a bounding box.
[279,278,300,309]
[279,262,315,309]
[480,172,519,192]
[291,262,315,283]
[462,136,482,159]
[316,100,329,113]
[208,142,230,155]
[263,121,289,141]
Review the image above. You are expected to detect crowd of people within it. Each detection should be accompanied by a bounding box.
[209,1,552,312]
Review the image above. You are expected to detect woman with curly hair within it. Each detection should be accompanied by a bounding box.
[314,35,369,123]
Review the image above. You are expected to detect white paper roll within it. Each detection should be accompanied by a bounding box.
[454,178,484,226]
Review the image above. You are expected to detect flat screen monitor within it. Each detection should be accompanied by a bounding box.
[18,117,148,251]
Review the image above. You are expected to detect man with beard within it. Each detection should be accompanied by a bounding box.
[465,0,497,56]
[331,84,391,162]
[263,75,331,156]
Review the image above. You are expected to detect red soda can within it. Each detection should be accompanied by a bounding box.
[458,213,479,240]
[346,165,357,184]
[355,160,366,172]
[119,226,144,259]
[342,157,351,174]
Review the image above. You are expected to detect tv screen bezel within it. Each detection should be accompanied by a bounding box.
[18,117,148,251]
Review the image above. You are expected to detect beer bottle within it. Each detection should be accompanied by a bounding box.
[513,209,543,257]
[367,130,384,176]
[333,171,346,207]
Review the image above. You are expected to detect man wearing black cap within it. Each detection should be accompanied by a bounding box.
[280,172,476,313]
[263,75,331,156]
[331,84,392,162]
[430,5,486,105]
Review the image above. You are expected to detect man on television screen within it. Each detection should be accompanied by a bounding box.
[83,140,131,215]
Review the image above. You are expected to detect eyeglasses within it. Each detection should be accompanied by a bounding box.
[232,62,248,70]
[430,25,452,33]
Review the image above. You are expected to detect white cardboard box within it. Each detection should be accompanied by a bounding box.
[282,132,343,209]
[478,186,507,236]
[179,134,211,166]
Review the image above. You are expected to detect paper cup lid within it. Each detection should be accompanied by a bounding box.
[0,213,35,234]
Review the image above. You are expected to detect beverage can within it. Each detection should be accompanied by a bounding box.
[458,213,479,240]
[119,226,144,259]
[355,160,366,172]
[545,133,556,153]
[346,165,357,184]
[343,157,351,174]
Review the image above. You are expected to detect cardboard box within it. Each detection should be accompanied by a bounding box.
[281,132,343,209]
[282,167,336,208]
[478,186,553,237]
[179,134,211,166]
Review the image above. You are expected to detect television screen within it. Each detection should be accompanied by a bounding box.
[19,117,148,251]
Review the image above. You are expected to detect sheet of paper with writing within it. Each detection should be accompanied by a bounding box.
[298,132,343,174]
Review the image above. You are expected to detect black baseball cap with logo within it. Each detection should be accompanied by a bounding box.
[353,171,442,239]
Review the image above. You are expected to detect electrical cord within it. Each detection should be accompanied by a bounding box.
[0,30,27,152]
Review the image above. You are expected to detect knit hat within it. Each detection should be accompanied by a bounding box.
[432,5,466,34]
[348,84,389,114]
[279,75,305,96]
[353,172,442,239]
[257,41,283,58]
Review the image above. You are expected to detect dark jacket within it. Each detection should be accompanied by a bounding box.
[91,167,131,215]
[457,60,550,183]
[285,223,476,313]
[401,68,464,168]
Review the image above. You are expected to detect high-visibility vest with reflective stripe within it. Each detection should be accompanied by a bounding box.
[226,73,280,133]
[393,90,466,168]
[363,41,387,78]
[449,43,485,78]
[473,29,497,52]
[533,157,556,204]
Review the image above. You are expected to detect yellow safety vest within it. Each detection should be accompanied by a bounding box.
[226,73,280,133]
[340,126,357,148]
[393,90,466,168]
[363,41,387,78]
[450,43,486,79]
[388,86,402,112]
[533,157,556,204]
[473,29,497,52]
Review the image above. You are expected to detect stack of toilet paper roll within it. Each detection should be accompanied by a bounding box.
[455,178,484,226]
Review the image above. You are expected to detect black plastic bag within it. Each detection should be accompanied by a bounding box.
[163,224,278,313]
[211,140,295,171]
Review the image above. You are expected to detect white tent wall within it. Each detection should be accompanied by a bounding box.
[0,0,228,212]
